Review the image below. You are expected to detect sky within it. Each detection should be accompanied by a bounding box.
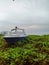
[0,0,49,35]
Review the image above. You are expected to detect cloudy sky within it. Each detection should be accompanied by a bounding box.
[0,0,49,35]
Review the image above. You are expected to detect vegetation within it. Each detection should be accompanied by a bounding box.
[0,34,49,65]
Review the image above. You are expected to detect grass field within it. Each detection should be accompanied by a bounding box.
[0,35,49,65]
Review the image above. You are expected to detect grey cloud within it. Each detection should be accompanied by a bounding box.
[0,0,49,35]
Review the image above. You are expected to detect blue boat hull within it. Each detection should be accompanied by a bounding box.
[4,37,27,43]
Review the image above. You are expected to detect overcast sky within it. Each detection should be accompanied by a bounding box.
[0,0,49,34]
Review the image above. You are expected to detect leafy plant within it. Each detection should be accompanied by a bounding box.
[0,35,49,65]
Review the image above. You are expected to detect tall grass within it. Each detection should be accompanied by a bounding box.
[0,35,49,65]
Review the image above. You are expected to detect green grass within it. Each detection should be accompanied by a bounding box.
[0,34,49,65]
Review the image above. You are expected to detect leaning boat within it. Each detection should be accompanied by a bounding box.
[4,27,27,43]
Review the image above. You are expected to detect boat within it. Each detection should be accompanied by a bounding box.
[4,26,27,43]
